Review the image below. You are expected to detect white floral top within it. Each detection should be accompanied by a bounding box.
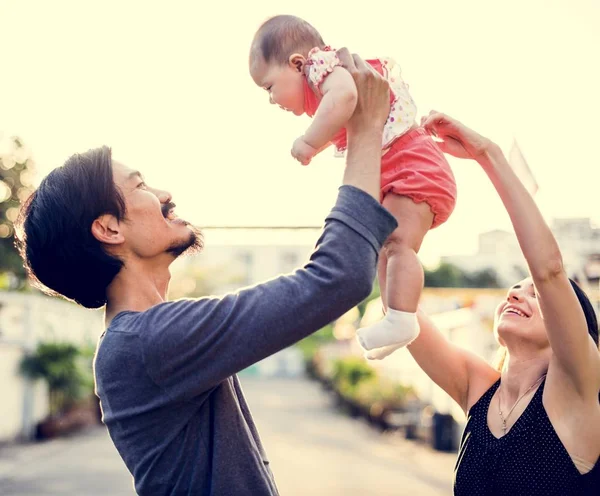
[305,46,417,150]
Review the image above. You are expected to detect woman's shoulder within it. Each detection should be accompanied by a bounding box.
[466,369,501,414]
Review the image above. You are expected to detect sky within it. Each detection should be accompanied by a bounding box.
[1,0,599,266]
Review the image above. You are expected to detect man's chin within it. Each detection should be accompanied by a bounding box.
[166,225,204,258]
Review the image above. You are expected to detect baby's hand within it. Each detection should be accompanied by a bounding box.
[291,137,317,166]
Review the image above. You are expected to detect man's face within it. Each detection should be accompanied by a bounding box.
[111,160,202,261]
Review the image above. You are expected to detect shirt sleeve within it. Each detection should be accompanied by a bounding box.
[306,47,342,95]
[140,185,397,400]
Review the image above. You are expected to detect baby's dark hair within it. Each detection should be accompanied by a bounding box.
[251,15,326,65]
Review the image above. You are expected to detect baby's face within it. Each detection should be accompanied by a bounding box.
[250,56,305,116]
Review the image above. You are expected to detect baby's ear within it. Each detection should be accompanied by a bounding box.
[289,53,306,72]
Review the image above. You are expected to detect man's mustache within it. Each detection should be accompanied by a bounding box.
[161,202,176,218]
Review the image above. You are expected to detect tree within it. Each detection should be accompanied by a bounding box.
[0,134,36,286]
[425,262,502,288]
[464,267,502,288]
[425,262,465,287]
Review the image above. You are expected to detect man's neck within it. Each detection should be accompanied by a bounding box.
[104,259,172,327]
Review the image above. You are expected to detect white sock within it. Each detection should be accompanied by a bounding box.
[356,308,419,350]
[364,342,404,361]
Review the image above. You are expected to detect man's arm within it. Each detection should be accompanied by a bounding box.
[337,48,389,201]
[141,186,396,399]
[140,51,394,400]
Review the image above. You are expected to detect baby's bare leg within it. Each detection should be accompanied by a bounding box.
[357,194,433,357]
[383,194,432,312]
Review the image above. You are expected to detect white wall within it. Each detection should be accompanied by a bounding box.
[0,292,103,442]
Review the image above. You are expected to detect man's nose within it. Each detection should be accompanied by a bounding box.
[154,189,172,204]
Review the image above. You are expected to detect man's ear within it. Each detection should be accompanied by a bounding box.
[91,214,125,245]
[288,53,306,73]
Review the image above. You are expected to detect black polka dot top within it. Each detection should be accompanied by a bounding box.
[454,379,600,495]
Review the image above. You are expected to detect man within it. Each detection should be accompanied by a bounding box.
[15,51,397,495]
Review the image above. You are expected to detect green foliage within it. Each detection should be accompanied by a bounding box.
[332,356,376,393]
[425,262,502,288]
[330,356,414,410]
[295,324,334,361]
[0,135,36,284]
[466,267,502,288]
[297,282,381,364]
[20,342,93,416]
[353,377,414,410]
[357,280,380,318]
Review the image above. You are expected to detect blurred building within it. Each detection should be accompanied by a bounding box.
[552,218,600,284]
[443,217,600,287]
[171,228,317,296]
[442,229,526,286]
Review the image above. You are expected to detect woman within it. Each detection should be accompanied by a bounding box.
[407,112,600,495]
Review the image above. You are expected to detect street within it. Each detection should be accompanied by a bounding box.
[0,377,455,495]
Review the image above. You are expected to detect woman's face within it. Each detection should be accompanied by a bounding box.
[494,277,549,349]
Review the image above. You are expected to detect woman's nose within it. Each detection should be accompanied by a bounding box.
[507,288,523,302]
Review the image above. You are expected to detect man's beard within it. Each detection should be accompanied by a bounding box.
[166,224,204,259]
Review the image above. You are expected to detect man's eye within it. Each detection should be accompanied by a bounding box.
[138,182,147,189]
[266,85,272,92]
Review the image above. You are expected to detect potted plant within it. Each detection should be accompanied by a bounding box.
[20,342,96,439]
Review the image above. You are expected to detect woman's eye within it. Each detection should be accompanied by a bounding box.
[138,182,147,189]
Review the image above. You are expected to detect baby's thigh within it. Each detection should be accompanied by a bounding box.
[382,194,433,252]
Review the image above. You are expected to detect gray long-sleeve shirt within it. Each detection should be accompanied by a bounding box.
[94,185,397,495]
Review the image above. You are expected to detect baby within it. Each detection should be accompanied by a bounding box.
[249,15,457,359]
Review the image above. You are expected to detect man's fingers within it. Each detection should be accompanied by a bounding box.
[352,53,382,78]
[336,47,357,73]
[338,49,381,81]
[352,53,369,71]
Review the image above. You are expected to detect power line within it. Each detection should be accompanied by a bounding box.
[201,226,322,230]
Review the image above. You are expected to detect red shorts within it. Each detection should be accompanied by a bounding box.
[381,127,457,229]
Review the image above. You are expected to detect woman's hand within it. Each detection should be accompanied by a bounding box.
[421,111,494,161]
